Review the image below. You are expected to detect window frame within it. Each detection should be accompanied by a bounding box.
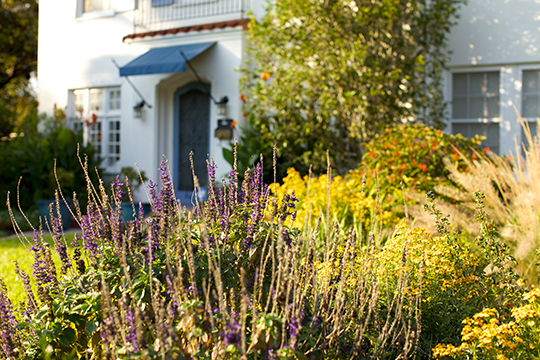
[68,86,122,172]
[449,68,502,154]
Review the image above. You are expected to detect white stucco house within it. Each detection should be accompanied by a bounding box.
[38,0,263,203]
[37,0,540,203]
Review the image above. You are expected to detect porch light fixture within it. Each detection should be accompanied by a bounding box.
[217,96,228,117]
[133,100,146,119]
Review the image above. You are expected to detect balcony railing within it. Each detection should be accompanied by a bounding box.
[134,0,250,33]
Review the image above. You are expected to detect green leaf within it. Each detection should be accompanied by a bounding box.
[85,320,99,335]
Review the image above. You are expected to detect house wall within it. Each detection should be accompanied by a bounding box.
[38,0,249,202]
[445,0,540,156]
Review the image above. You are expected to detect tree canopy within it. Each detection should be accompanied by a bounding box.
[239,0,464,180]
[0,0,38,139]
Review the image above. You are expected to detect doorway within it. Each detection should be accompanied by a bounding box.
[174,81,210,203]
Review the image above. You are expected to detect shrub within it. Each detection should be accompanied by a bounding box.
[271,124,486,239]
[362,123,485,194]
[432,288,540,359]
[0,110,100,213]
[0,160,426,359]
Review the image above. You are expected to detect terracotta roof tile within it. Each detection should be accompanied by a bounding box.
[123,18,250,42]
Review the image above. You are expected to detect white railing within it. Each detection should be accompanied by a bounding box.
[134,0,250,33]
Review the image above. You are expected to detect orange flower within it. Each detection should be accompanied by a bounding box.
[400,164,407,170]
[482,147,490,153]
[431,144,438,151]
[418,163,427,172]
[240,94,247,104]
[472,154,477,160]
[451,153,459,162]
[230,121,238,128]
[260,72,271,80]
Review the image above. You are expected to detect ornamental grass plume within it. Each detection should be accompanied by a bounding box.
[410,109,540,284]
[1,149,424,359]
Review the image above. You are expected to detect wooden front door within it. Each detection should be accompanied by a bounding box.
[175,82,210,199]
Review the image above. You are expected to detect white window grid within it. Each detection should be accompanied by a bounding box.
[450,70,502,155]
[452,71,500,120]
[68,87,121,170]
[108,119,121,167]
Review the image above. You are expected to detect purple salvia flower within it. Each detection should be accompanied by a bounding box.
[0,285,18,358]
[51,216,72,275]
[221,317,241,347]
[125,307,139,352]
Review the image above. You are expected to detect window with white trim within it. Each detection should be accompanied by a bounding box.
[68,87,121,170]
[451,71,500,154]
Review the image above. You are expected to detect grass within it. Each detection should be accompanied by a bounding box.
[0,233,75,306]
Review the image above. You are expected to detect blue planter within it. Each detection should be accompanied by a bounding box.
[121,202,152,222]
[37,199,74,231]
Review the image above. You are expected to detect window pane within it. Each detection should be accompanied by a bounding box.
[470,73,484,95]
[453,73,468,96]
[469,96,484,118]
[486,96,500,118]
[90,90,103,111]
[523,95,539,118]
[452,122,500,154]
[74,92,85,114]
[452,98,468,119]
[523,70,539,93]
[452,123,469,137]
[486,72,499,94]
[109,89,121,110]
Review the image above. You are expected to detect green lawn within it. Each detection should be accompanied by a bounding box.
[0,233,75,307]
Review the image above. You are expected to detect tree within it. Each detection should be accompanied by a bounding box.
[239,0,464,180]
[0,0,38,138]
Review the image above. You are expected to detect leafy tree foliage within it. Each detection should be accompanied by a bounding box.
[239,0,464,180]
[0,0,38,138]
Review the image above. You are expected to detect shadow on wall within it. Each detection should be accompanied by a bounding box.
[448,0,540,65]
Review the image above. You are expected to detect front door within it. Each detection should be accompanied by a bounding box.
[174,82,210,204]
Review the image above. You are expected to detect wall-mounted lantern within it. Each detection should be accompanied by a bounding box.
[133,100,146,119]
[217,96,229,117]
[215,119,236,140]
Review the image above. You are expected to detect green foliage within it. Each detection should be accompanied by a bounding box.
[239,0,465,180]
[273,124,486,238]
[362,124,485,193]
[0,110,101,211]
[0,0,38,138]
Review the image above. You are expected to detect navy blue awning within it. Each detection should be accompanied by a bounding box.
[119,42,216,77]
